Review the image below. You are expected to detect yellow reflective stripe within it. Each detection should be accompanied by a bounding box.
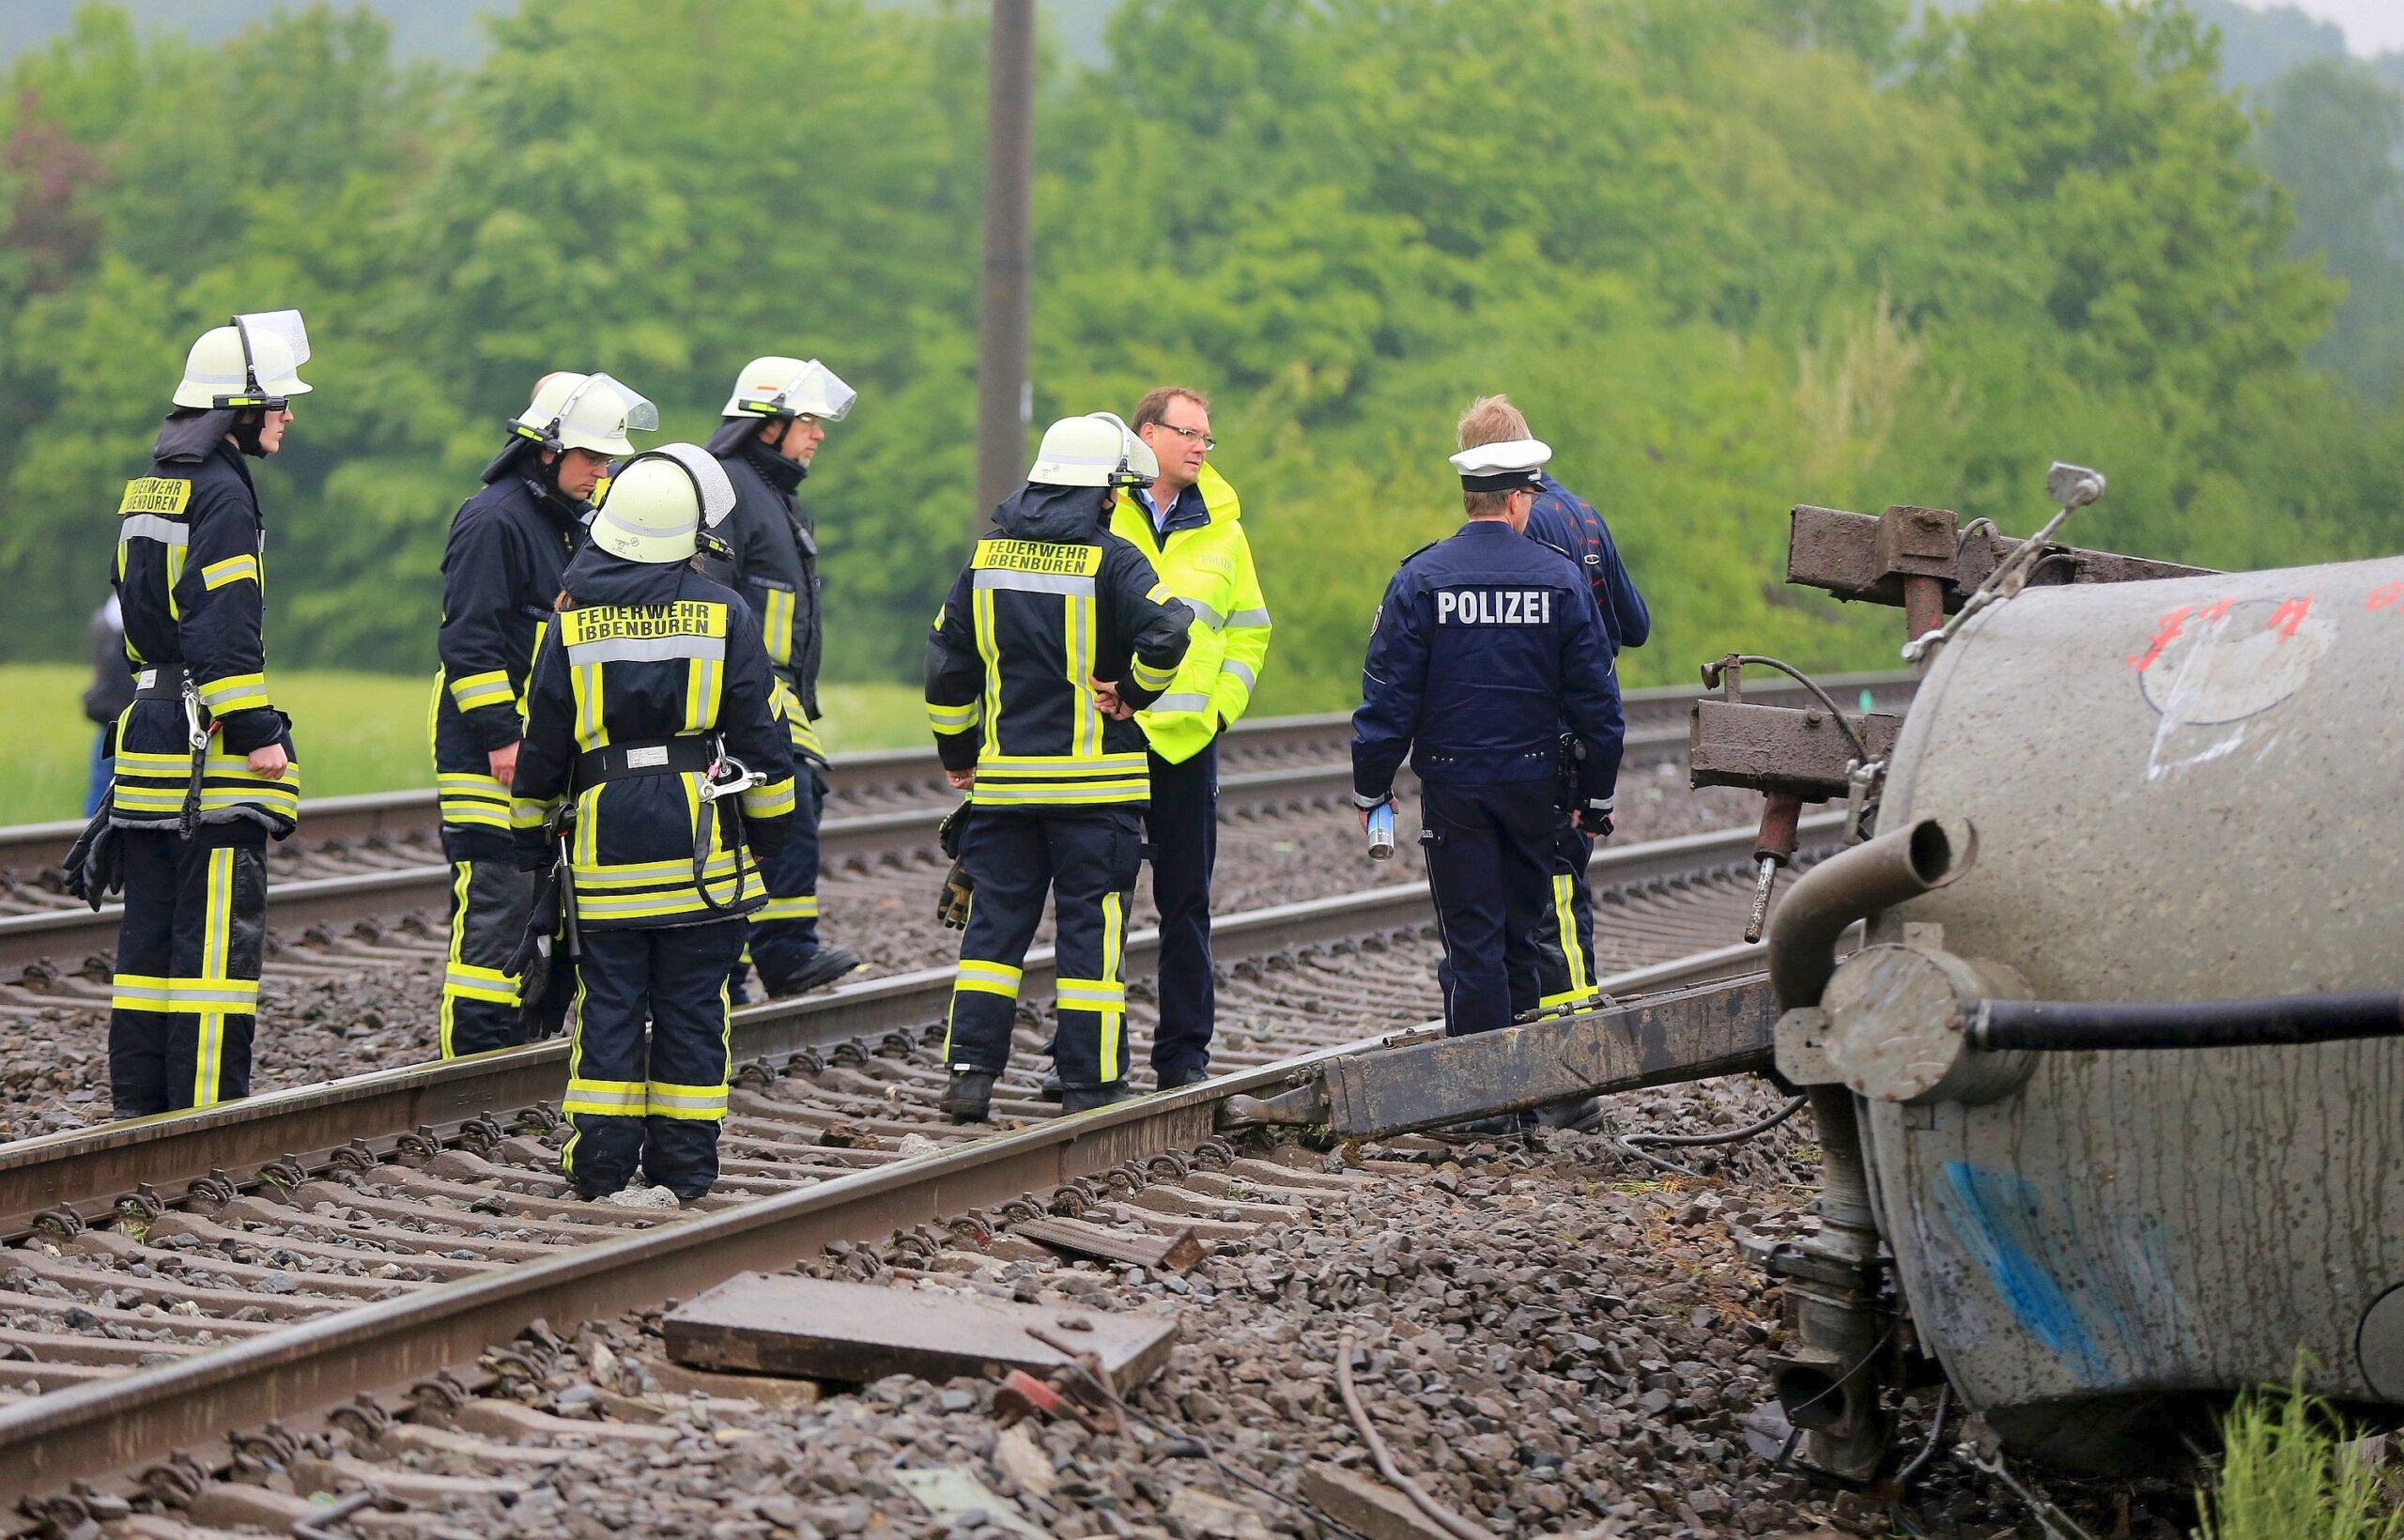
[683,653,720,734]
[563,1078,647,1116]
[440,864,471,1057]
[109,973,177,1012]
[954,959,1023,998]
[1130,654,1177,691]
[571,659,606,748]
[1144,581,1173,605]
[573,849,748,886]
[740,775,794,821]
[447,669,515,712]
[192,848,235,1109]
[1219,659,1258,691]
[761,585,794,667]
[1225,607,1271,628]
[1056,977,1126,1009]
[196,672,269,714]
[969,781,1150,806]
[1550,874,1591,999]
[972,584,1001,758]
[201,554,258,591]
[570,871,764,920]
[646,1079,730,1120]
[439,771,513,828]
[442,966,519,1004]
[1101,891,1124,1075]
[759,894,819,921]
[926,698,980,735]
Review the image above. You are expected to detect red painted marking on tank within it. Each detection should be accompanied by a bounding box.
[2194,597,2237,624]
[2366,581,2403,612]
[2266,596,2314,640]
[2127,606,2195,671]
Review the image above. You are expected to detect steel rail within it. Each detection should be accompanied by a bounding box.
[0,944,1791,1513]
[0,814,1825,1240]
[0,672,1917,873]
[0,722,1706,972]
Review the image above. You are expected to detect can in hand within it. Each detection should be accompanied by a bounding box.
[1367,802,1395,861]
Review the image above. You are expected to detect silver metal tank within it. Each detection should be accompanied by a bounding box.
[1870,552,2404,1459]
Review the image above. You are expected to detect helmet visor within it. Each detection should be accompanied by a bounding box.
[226,309,312,404]
[740,361,855,423]
[645,442,738,529]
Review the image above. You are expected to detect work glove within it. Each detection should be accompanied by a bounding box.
[61,805,123,911]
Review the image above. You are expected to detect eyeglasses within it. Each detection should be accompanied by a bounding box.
[1153,423,1215,451]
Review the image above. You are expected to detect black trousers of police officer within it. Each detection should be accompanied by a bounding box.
[110,824,266,1117]
[744,767,824,994]
[1145,741,1217,1078]
[563,918,744,1201]
[947,808,1141,1090]
[1534,817,1600,1007]
[440,825,570,1056]
[1419,780,1554,1037]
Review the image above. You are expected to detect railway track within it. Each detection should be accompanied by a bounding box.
[0,815,1838,1520]
[0,673,1913,977]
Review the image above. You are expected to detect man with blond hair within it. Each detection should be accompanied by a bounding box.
[1455,393,1647,1019]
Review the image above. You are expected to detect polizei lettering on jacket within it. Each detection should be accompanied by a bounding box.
[560,601,729,646]
[1434,588,1553,624]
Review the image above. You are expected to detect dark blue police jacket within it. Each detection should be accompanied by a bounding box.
[1350,519,1624,817]
[1526,472,1649,655]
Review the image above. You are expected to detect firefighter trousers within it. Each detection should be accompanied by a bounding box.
[945,808,1141,1089]
[439,827,568,1056]
[1145,742,1217,1078]
[109,825,267,1118]
[1419,781,1553,1037]
[744,766,825,994]
[1533,815,1599,1008]
[562,919,743,1201]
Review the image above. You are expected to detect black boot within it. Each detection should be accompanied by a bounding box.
[1059,1082,1133,1115]
[1156,1064,1210,1091]
[941,1069,997,1123]
[763,946,861,998]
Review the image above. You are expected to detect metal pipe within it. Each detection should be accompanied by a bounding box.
[1767,817,1974,1009]
[972,0,1037,530]
[1974,992,2404,1052]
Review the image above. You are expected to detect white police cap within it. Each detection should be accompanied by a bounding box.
[1448,437,1552,491]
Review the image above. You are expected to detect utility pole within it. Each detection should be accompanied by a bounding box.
[973,0,1036,536]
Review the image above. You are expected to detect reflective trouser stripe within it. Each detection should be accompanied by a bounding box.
[439,771,513,830]
[1102,891,1124,1080]
[109,973,260,1012]
[192,848,234,1109]
[562,1078,646,1116]
[759,894,819,922]
[952,959,1023,998]
[1538,872,1595,1008]
[645,1080,729,1121]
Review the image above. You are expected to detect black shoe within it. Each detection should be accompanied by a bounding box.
[763,947,861,998]
[1156,1064,1210,1091]
[941,1069,997,1123]
[1531,1097,1601,1130]
[1440,1111,1533,1138]
[1038,1066,1063,1102]
[1059,1082,1133,1115]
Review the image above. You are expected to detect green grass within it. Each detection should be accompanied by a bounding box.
[2,665,927,825]
[2195,1371,2404,1540]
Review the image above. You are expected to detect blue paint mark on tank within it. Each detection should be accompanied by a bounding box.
[1934,1161,2109,1382]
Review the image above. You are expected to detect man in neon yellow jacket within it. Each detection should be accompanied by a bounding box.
[1091,386,1271,1088]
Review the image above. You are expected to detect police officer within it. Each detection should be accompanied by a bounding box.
[1454,395,1648,1011]
[1093,387,1271,1091]
[432,372,655,1056]
[102,311,311,1118]
[510,445,796,1207]
[925,414,1194,1121]
[1351,436,1623,1038]
[701,358,860,998]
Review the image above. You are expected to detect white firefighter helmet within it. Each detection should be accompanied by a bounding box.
[173,310,313,409]
[720,356,855,422]
[587,443,736,563]
[508,372,657,457]
[1027,411,1159,488]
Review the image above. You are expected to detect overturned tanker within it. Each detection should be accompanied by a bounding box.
[1228,467,2404,1480]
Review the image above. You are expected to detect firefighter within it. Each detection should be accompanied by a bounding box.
[510,444,796,1206]
[700,358,861,998]
[1351,436,1624,1039]
[925,414,1194,1121]
[1091,386,1271,1091]
[1454,394,1648,1014]
[432,372,655,1056]
[101,311,311,1119]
